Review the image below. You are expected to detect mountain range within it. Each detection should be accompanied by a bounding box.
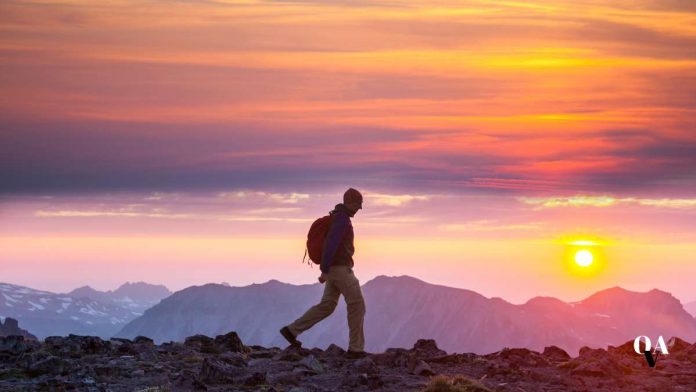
[115,275,696,355]
[67,281,171,315]
[0,281,171,339]
[684,300,696,319]
[3,276,694,356]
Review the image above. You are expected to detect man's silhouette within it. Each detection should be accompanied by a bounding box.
[280,188,367,358]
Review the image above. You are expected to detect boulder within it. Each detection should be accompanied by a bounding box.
[0,317,37,341]
[352,356,378,374]
[299,354,324,374]
[133,336,154,345]
[185,334,214,347]
[323,343,346,357]
[214,331,246,352]
[0,335,31,355]
[198,357,245,384]
[412,339,447,358]
[412,359,434,376]
[542,345,571,362]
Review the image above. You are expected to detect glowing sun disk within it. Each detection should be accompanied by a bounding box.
[575,249,593,267]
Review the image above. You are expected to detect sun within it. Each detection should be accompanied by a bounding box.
[574,249,593,267]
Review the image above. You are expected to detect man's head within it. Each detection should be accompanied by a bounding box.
[343,187,363,215]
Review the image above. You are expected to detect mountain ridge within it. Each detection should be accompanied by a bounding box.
[0,281,172,340]
[115,275,696,356]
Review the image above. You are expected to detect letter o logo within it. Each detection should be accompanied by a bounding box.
[634,335,651,354]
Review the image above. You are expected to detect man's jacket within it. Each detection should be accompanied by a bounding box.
[320,203,355,274]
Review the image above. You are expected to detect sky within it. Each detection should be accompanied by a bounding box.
[1,0,695,304]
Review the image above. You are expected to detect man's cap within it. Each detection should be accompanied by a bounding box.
[343,188,363,205]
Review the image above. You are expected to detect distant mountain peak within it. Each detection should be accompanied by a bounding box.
[72,285,96,291]
[581,286,675,304]
[524,296,568,307]
[368,274,427,283]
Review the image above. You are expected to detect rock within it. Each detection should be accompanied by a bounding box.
[185,334,214,347]
[219,351,248,367]
[543,345,571,362]
[578,346,605,360]
[110,337,132,344]
[0,318,37,341]
[0,318,19,331]
[198,357,245,384]
[3,333,696,391]
[242,371,266,386]
[267,370,302,385]
[275,345,310,361]
[666,337,691,353]
[0,335,30,355]
[249,348,277,359]
[366,374,385,390]
[492,347,550,368]
[353,357,378,375]
[607,340,636,356]
[373,347,412,367]
[341,373,365,388]
[412,339,447,358]
[213,331,246,352]
[173,369,208,391]
[299,354,324,374]
[45,335,110,357]
[133,336,154,345]
[570,356,628,378]
[324,343,346,357]
[94,364,124,378]
[411,359,434,376]
[341,372,383,389]
[27,356,75,376]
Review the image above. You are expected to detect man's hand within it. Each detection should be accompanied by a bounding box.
[318,273,327,284]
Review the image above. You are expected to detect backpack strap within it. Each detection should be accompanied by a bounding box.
[301,247,313,268]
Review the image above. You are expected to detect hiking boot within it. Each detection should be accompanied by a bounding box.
[280,326,301,347]
[344,350,368,359]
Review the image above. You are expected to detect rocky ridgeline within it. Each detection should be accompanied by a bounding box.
[1,331,696,391]
[0,317,37,341]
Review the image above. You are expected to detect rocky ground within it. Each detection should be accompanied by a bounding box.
[1,331,695,391]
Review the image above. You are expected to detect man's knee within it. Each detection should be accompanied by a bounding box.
[318,298,339,313]
[347,296,365,316]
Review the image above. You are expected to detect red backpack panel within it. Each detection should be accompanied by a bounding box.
[304,215,333,264]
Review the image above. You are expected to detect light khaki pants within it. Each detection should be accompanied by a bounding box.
[287,265,366,351]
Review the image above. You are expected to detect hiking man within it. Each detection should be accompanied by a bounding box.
[280,188,367,358]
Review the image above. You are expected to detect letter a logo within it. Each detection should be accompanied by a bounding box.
[635,335,668,367]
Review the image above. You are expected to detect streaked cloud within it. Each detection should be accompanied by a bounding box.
[365,192,431,207]
[439,219,546,232]
[34,210,195,219]
[518,196,696,209]
[217,191,310,204]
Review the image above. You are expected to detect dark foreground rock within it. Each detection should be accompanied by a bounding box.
[0,317,37,341]
[1,333,695,391]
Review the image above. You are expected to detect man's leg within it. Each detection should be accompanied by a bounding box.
[334,267,366,352]
[286,277,340,337]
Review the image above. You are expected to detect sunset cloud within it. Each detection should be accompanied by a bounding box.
[365,192,431,207]
[217,191,311,204]
[439,219,546,232]
[2,0,695,197]
[518,196,696,209]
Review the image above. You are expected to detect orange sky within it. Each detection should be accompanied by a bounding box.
[1,0,695,303]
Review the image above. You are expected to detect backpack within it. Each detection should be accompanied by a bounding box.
[302,214,334,266]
